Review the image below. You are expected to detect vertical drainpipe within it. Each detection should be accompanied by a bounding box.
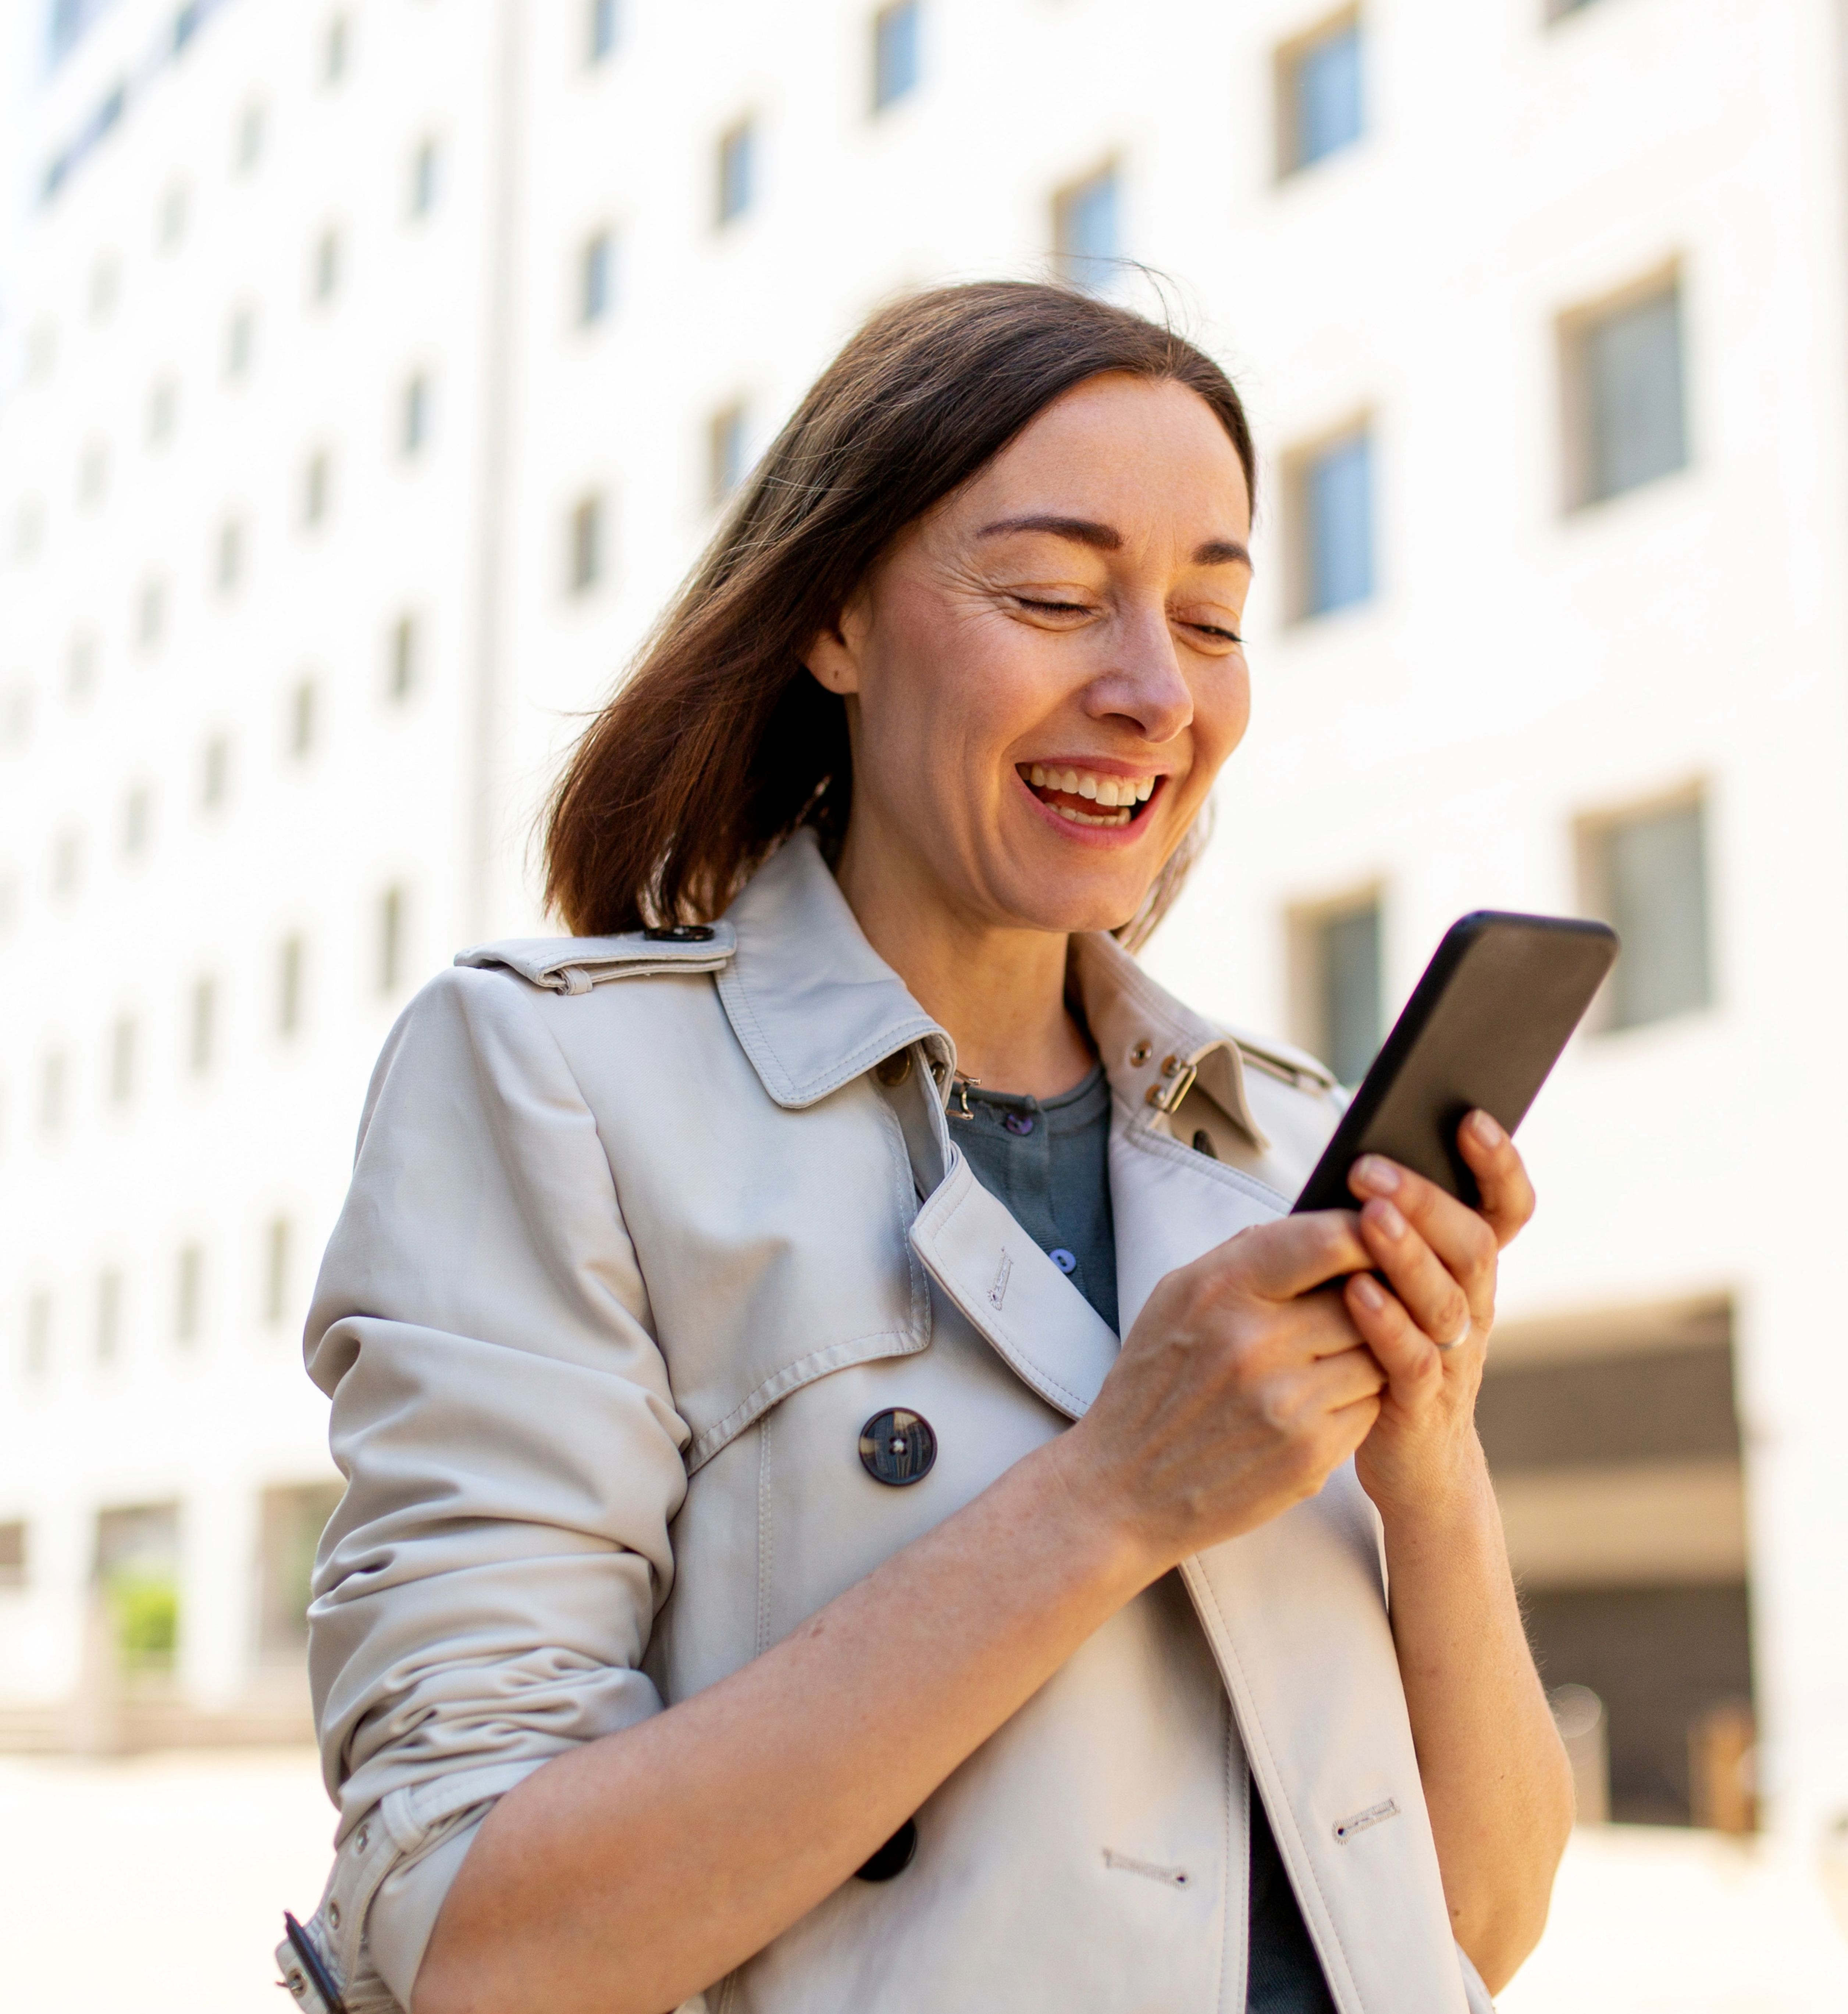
[467,0,522,942]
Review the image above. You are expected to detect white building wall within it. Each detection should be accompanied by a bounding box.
[4,0,1847,1862]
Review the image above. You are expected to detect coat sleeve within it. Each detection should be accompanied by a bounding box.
[299,963,692,2007]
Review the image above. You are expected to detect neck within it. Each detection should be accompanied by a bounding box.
[833,838,1095,1101]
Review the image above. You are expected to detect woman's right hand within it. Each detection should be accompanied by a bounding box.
[1053,1211,1387,1574]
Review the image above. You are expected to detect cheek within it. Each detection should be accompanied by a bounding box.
[1196,657,1252,763]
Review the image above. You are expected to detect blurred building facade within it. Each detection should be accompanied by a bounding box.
[2,0,1845,1872]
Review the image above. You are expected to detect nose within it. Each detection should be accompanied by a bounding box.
[1080,602,1194,746]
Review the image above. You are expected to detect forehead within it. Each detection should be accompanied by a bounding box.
[954,373,1252,540]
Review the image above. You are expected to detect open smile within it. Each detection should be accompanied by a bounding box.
[1017,761,1162,830]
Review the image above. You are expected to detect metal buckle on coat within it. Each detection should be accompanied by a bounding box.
[1144,1054,1198,1115]
[948,1074,980,1121]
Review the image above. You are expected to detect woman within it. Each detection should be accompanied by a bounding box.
[286,283,1572,2014]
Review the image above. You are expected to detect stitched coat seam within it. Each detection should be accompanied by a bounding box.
[1186,1560,1367,2014]
[684,1325,929,1472]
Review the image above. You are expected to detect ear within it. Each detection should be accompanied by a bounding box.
[804,624,859,697]
[803,584,872,697]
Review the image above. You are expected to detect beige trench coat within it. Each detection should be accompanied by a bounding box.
[281,829,1496,2014]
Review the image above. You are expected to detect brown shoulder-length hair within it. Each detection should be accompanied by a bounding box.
[544,280,1256,948]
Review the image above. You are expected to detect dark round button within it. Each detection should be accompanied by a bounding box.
[1002,1110,1036,1135]
[855,1817,917,1882]
[858,1409,936,1486]
[640,923,716,942]
[1048,1248,1077,1275]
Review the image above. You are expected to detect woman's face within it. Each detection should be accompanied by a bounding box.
[809,371,1254,938]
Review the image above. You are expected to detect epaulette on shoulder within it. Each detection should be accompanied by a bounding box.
[1220,1023,1338,1092]
[456,924,736,994]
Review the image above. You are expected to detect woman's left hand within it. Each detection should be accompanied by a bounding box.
[1339,1110,1537,1517]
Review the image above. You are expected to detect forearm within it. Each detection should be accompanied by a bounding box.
[1379,1440,1573,1990]
[413,1435,1151,2014]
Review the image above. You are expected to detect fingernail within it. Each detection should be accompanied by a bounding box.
[1352,1155,1400,1195]
[1351,1273,1386,1311]
[1469,1110,1504,1149]
[1374,1200,1407,1240]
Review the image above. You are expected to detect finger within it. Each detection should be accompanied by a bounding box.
[1346,1271,1449,1395]
[1349,1157,1496,1318]
[1456,1110,1537,1247]
[1353,1197,1473,1348]
[1209,1210,1374,1304]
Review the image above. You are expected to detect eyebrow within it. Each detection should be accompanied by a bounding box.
[976,514,1251,569]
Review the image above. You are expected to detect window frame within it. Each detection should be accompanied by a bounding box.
[1559,263,1689,512]
[1275,6,1364,180]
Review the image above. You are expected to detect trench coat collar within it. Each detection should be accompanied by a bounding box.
[718,827,1268,1149]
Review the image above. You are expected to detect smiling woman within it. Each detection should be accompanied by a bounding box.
[292,284,1570,2014]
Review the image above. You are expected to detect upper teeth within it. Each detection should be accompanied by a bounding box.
[1026,765,1156,809]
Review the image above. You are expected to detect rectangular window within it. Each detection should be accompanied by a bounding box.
[1278,10,1363,175]
[290,679,317,756]
[39,1053,66,1133]
[96,1502,181,1672]
[217,519,243,592]
[709,405,748,508]
[26,1293,52,1378]
[717,119,755,225]
[258,1482,342,1658]
[278,934,305,1036]
[1580,792,1712,1029]
[0,1521,25,1588]
[873,0,922,110]
[1292,893,1383,1087]
[138,580,164,650]
[569,495,604,593]
[303,451,329,526]
[410,137,439,217]
[96,1270,122,1364]
[324,13,349,84]
[53,829,81,894]
[1563,273,1687,508]
[175,1245,204,1344]
[1053,163,1121,291]
[202,735,230,808]
[190,976,215,1073]
[148,378,175,444]
[238,102,264,170]
[588,0,620,61]
[264,1218,291,1325]
[379,885,406,994]
[109,1016,136,1104]
[580,230,615,324]
[389,614,419,699]
[1292,424,1375,617]
[313,229,340,302]
[402,374,430,455]
[124,786,151,853]
[226,306,254,374]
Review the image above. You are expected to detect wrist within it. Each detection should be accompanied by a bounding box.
[1367,1430,1497,1544]
[1030,1430,1169,1602]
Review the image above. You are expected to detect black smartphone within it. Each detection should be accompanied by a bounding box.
[1291,910,1619,1215]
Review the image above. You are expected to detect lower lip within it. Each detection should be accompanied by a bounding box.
[1016,773,1164,849]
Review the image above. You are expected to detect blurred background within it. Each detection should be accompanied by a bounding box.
[4,0,1848,2006]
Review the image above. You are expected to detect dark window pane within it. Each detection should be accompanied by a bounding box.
[589,0,619,61]
[1305,429,1374,615]
[1477,1343,1741,1473]
[710,406,748,505]
[874,0,921,110]
[1584,286,1686,502]
[259,1484,342,1657]
[1292,20,1362,169]
[1320,902,1380,1087]
[581,231,614,322]
[718,121,754,224]
[1522,1583,1752,1825]
[1600,798,1710,1027]
[1054,165,1119,290]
